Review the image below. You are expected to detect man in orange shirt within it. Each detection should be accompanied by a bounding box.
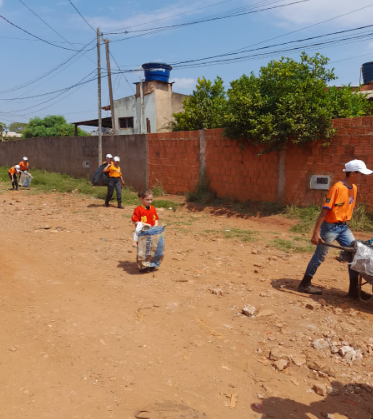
[298,160,372,299]
[18,156,29,172]
[8,165,21,190]
[103,156,125,209]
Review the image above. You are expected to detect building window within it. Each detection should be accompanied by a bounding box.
[118,117,134,129]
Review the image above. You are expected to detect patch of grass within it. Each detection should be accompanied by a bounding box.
[153,199,178,210]
[152,181,164,197]
[286,204,373,233]
[270,238,314,253]
[285,205,320,234]
[204,227,257,242]
[186,173,215,205]
[0,166,139,205]
[350,204,373,232]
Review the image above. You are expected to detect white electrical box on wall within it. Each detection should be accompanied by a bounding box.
[310,175,330,190]
[83,161,90,168]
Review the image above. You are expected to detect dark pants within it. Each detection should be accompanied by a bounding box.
[8,173,18,190]
[105,177,122,204]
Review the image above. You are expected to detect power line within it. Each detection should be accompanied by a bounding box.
[68,0,96,33]
[0,39,96,95]
[228,2,373,54]
[0,14,77,51]
[109,51,135,93]
[18,0,73,45]
[107,0,309,41]
[17,0,97,67]
[107,0,236,33]
[168,24,373,68]
[0,34,87,44]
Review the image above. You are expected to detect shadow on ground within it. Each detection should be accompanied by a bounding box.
[271,278,373,315]
[251,381,373,419]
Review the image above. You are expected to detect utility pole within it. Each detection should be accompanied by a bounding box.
[97,27,102,166]
[104,39,116,135]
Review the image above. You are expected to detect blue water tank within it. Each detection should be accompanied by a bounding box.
[362,62,373,85]
[142,63,172,83]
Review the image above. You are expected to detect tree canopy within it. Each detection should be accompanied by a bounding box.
[8,122,28,133]
[172,76,227,131]
[22,115,88,139]
[172,53,373,152]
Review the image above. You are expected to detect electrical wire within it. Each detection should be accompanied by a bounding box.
[107,0,236,34]
[68,0,96,33]
[17,0,98,67]
[0,39,96,95]
[107,0,309,42]
[0,34,88,44]
[0,14,78,51]
[109,51,135,93]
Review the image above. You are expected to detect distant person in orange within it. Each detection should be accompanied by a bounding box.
[103,153,112,165]
[132,190,159,228]
[103,156,125,209]
[8,165,21,190]
[18,156,29,172]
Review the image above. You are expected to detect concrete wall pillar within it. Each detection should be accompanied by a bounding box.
[277,149,286,203]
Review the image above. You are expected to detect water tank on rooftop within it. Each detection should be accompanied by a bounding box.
[361,62,373,85]
[142,63,172,83]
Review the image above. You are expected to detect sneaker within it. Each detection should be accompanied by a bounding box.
[118,204,124,209]
[298,284,322,295]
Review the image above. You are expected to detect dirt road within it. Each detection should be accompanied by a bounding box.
[1,186,373,419]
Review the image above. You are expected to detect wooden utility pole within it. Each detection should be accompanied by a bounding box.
[104,39,116,135]
[97,28,102,166]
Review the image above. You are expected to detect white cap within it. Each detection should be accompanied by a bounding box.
[113,156,120,162]
[23,156,28,161]
[343,159,373,175]
[15,165,21,171]
[106,154,113,159]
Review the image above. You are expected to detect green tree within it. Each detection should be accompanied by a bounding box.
[22,115,88,138]
[172,76,227,131]
[327,85,372,119]
[224,53,372,152]
[8,122,28,133]
[0,122,6,141]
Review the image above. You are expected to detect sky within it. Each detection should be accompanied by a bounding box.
[1,0,373,129]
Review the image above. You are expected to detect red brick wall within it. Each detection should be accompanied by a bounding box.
[148,131,200,194]
[205,129,279,202]
[148,117,373,207]
[285,116,373,207]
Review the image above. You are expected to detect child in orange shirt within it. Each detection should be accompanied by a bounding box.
[132,189,159,228]
[8,165,21,190]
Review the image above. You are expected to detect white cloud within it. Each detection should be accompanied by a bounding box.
[170,77,196,89]
[270,0,373,27]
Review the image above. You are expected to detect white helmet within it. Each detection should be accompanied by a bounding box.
[15,165,21,171]
[113,156,120,162]
[23,156,28,161]
[106,154,113,159]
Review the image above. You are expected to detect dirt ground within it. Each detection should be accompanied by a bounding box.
[1,185,373,419]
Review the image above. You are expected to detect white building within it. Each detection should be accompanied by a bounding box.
[73,63,188,136]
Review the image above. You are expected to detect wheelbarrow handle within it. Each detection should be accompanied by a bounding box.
[319,241,354,252]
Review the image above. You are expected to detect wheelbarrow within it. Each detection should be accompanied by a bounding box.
[322,241,373,303]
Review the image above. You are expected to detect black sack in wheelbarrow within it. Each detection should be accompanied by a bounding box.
[92,163,109,186]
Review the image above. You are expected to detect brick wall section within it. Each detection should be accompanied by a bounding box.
[285,116,373,207]
[148,131,200,194]
[205,128,279,202]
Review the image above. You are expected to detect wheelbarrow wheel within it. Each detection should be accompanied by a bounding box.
[358,274,373,303]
